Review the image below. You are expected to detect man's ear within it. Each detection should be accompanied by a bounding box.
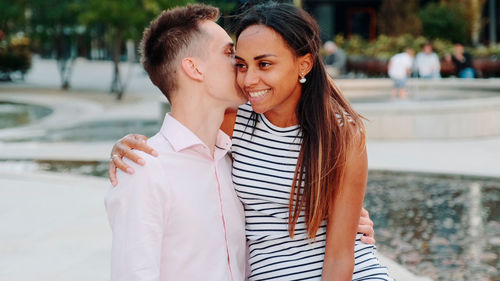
[180,57,204,82]
[298,53,313,76]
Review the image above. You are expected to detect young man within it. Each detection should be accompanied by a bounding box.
[323,41,347,77]
[414,42,441,79]
[105,4,247,281]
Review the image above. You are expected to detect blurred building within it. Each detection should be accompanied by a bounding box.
[297,0,499,44]
[303,0,381,42]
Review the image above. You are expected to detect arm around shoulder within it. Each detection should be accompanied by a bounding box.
[220,108,238,138]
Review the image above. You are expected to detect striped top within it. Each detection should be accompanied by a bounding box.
[231,103,393,281]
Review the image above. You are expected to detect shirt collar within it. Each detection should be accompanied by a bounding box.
[160,113,231,154]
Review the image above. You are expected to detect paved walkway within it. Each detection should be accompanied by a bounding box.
[2,58,500,281]
[0,171,110,281]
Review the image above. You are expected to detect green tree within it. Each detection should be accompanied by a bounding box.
[442,0,487,45]
[0,0,26,36]
[419,2,468,44]
[29,0,84,89]
[198,0,238,29]
[378,0,421,37]
[80,0,191,100]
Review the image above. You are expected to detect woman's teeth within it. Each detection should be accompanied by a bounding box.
[249,90,269,98]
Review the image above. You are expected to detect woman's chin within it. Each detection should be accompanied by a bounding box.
[250,104,266,114]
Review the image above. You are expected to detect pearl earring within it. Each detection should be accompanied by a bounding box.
[299,73,306,84]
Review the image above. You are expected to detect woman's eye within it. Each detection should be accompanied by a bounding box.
[259,62,271,68]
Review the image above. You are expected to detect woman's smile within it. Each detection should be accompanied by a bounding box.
[246,89,270,103]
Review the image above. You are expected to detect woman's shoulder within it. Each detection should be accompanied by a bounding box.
[234,102,255,121]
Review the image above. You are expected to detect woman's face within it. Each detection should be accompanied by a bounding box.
[235,25,309,118]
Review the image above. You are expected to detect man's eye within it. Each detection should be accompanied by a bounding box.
[226,49,235,58]
[235,63,247,70]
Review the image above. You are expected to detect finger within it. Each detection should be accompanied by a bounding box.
[357,225,374,239]
[108,160,118,186]
[360,207,369,218]
[112,153,135,175]
[123,147,146,166]
[360,235,376,245]
[124,135,158,157]
[132,139,158,158]
[132,134,149,142]
[358,217,374,227]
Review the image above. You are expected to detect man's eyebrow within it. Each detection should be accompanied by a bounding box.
[234,54,277,61]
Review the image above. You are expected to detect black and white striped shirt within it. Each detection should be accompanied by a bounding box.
[231,103,393,281]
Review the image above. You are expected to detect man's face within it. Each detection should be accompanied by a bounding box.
[423,45,432,54]
[454,44,464,54]
[199,21,247,107]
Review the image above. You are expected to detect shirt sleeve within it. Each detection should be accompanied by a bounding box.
[105,157,168,281]
[433,54,441,71]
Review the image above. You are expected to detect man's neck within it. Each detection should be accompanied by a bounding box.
[169,97,226,157]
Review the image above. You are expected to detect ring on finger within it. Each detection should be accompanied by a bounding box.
[111,154,120,161]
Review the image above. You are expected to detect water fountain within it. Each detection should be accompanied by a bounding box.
[340,79,500,139]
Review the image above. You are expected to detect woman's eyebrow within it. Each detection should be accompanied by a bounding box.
[254,54,276,60]
[234,54,277,61]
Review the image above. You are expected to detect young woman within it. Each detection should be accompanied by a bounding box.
[109,2,392,280]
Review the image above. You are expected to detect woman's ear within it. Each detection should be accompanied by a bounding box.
[298,53,313,76]
[180,57,204,82]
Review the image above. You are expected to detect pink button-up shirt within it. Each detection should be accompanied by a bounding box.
[106,114,247,281]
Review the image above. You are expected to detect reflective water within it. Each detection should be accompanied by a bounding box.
[0,101,52,129]
[8,119,161,142]
[365,171,499,281]
[0,160,108,177]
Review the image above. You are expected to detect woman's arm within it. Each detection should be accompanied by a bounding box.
[108,109,238,186]
[321,134,368,281]
[220,107,237,137]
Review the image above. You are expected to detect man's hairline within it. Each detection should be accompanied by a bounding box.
[172,19,216,69]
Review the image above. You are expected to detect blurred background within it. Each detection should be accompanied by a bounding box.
[0,1,499,281]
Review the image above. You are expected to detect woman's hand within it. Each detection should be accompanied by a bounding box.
[109,134,158,186]
[357,208,376,245]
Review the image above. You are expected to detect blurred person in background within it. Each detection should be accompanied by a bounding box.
[388,48,415,99]
[323,40,346,77]
[414,42,440,79]
[450,43,475,78]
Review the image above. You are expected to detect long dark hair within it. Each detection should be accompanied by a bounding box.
[235,2,366,239]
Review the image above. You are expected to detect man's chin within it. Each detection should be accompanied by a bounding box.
[235,95,248,106]
[228,99,247,109]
